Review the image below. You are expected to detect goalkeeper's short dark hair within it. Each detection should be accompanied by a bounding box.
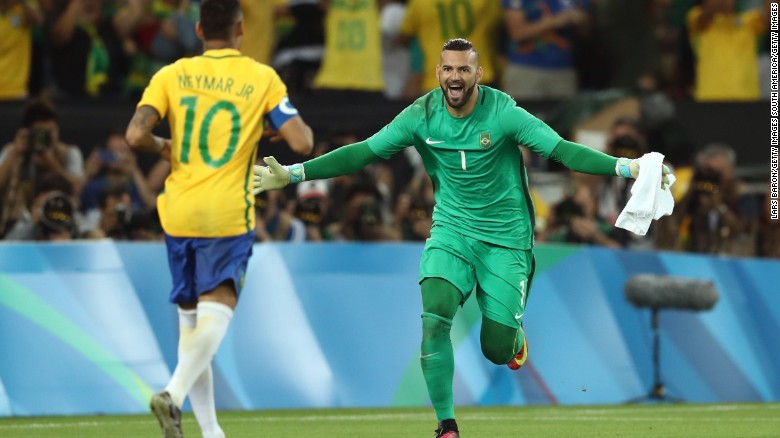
[441,38,479,63]
[200,0,241,41]
[442,38,474,53]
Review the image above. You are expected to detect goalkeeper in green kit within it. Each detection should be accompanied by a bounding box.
[253,38,669,438]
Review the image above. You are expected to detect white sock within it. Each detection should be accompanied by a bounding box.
[190,365,225,438]
[166,302,233,410]
[176,308,225,438]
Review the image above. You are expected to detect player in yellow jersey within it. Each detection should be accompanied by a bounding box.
[314,0,384,91]
[0,0,43,100]
[125,1,313,436]
[399,0,501,94]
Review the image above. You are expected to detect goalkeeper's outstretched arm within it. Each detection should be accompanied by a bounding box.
[253,141,382,194]
[549,139,670,186]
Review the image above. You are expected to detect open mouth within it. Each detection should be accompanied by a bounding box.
[447,83,464,100]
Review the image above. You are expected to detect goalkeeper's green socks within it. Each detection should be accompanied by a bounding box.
[421,312,456,422]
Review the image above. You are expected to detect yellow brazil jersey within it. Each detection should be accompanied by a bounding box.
[0,3,32,99]
[314,0,383,91]
[687,7,764,101]
[138,48,288,237]
[400,0,501,92]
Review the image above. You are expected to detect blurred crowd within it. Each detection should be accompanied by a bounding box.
[1,0,778,258]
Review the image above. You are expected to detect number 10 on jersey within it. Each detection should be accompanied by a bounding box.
[179,96,241,168]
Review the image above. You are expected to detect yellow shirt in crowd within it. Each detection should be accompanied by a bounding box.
[138,49,289,237]
[0,3,33,99]
[239,0,275,64]
[687,7,766,101]
[400,0,501,92]
[314,0,384,91]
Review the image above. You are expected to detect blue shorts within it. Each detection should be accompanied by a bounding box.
[164,231,255,304]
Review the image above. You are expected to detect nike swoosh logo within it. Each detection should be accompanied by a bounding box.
[425,137,445,145]
[514,313,522,320]
[421,352,440,359]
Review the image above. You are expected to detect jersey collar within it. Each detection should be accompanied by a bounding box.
[200,48,243,59]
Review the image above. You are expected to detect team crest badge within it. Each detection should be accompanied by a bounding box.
[479,132,492,149]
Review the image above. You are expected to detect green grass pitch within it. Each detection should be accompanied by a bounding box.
[1,403,778,437]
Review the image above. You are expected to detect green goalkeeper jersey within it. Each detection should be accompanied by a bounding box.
[367,85,562,249]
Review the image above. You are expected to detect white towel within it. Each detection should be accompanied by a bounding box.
[615,152,676,236]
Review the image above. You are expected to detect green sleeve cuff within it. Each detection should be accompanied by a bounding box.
[549,140,618,176]
[303,141,382,181]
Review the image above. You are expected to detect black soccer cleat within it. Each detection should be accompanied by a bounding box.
[435,419,460,438]
[150,390,183,438]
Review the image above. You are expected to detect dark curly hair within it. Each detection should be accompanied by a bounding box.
[442,38,474,52]
[200,0,241,41]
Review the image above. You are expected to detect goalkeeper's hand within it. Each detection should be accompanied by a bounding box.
[252,156,306,195]
[616,158,672,190]
[252,156,290,195]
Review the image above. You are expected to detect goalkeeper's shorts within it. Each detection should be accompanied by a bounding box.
[164,231,254,304]
[419,225,535,329]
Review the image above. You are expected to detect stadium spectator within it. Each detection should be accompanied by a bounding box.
[695,143,757,223]
[668,166,747,254]
[238,0,277,64]
[49,0,130,98]
[0,98,84,236]
[114,0,200,70]
[541,182,621,248]
[686,0,770,101]
[379,0,410,100]
[328,179,400,241]
[395,196,433,241]
[3,173,80,241]
[255,189,307,241]
[502,0,588,100]
[84,185,133,240]
[124,0,315,436]
[314,0,384,92]
[594,0,660,91]
[294,180,330,241]
[393,168,434,240]
[85,183,158,240]
[0,0,44,100]
[253,38,671,437]
[656,142,757,255]
[272,0,324,95]
[81,130,156,213]
[399,0,501,95]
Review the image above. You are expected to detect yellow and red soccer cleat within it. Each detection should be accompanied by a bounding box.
[507,326,528,370]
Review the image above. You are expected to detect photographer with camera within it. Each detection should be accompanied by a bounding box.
[542,183,621,248]
[0,98,85,237]
[254,189,307,242]
[328,180,399,242]
[294,180,331,242]
[83,183,160,240]
[3,173,80,241]
[81,130,157,213]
